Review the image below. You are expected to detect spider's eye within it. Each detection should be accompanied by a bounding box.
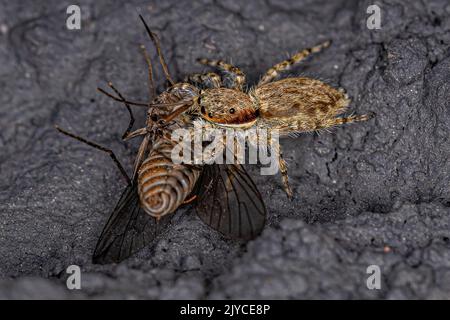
[208,112,213,118]
[151,114,158,122]
[229,108,235,114]
[201,106,206,114]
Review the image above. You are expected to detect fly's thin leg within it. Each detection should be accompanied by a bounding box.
[55,126,131,185]
[185,72,222,88]
[124,127,147,141]
[197,58,246,90]
[182,195,197,204]
[97,87,149,107]
[133,133,150,179]
[278,153,293,199]
[105,82,136,140]
[258,40,332,85]
[159,101,193,123]
[139,15,174,86]
[140,44,156,100]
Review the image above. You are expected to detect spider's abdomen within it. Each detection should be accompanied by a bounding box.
[137,138,199,218]
[252,77,350,132]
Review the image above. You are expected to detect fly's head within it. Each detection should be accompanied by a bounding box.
[197,88,258,129]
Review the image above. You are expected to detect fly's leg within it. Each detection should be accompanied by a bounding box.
[140,44,156,100]
[97,81,150,140]
[197,58,246,90]
[139,15,174,86]
[132,133,150,180]
[124,127,147,141]
[258,40,331,85]
[97,87,149,107]
[182,195,197,204]
[105,82,136,140]
[55,126,131,185]
[185,72,222,89]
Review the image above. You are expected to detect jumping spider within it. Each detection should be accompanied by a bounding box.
[186,40,372,198]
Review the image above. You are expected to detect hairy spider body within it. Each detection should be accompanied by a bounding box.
[187,41,372,198]
[251,77,370,134]
[198,88,258,126]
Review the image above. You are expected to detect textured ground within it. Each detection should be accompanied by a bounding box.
[0,0,449,299]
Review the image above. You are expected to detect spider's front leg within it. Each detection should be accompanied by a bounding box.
[197,58,246,91]
[258,40,331,85]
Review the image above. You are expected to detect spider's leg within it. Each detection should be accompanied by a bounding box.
[289,113,373,134]
[55,126,131,185]
[274,144,293,199]
[185,72,222,89]
[317,114,373,130]
[326,113,375,127]
[197,58,246,90]
[258,40,331,85]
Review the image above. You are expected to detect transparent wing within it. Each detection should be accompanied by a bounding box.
[195,164,266,240]
[92,182,171,264]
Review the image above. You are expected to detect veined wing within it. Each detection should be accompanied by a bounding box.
[195,164,266,240]
[92,182,170,264]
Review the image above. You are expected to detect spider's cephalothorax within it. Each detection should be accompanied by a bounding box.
[187,40,372,198]
[197,88,258,128]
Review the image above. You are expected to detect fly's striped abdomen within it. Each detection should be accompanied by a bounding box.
[137,138,199,218]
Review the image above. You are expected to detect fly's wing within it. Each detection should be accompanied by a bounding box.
[194,164,266,240]
[92,182,171,264]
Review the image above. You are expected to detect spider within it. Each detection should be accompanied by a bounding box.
[188,40,373,198]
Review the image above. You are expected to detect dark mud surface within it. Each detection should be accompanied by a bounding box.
[0,0,449,299]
